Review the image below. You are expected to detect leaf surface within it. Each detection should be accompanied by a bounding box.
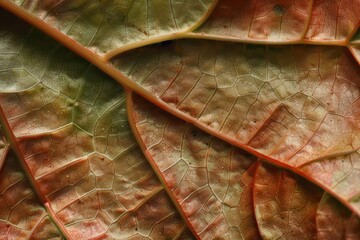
[0,150,64,239]
[128,93,360,240]
[0,0,359,239]
[0,10,191,239]
[190,0,313,42]
[7,0,217,57]
[316,194,360,239]
[114,39,360,214]
[128,94,261,239]
[189,0,360,43]
[253,162,322,239]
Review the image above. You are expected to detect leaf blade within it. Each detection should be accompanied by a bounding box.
[8,0,218,57]
[0,10,191,239]
[189,0,360,44]
[1,0,359,238]
[113,39,360,215]
[128,93,360,240]
[0,151,64,239]
[128,93,261,240]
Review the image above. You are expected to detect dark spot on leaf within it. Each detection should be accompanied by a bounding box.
[191,130,197,137]
[273,4,284,16]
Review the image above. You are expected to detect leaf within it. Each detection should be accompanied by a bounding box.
[127,93,360,239]
[191,0,313,42]
[0,149,63,239]
[0,0,360,239]
[316,194,360,239]
[128,94,261,239]
[253,162,323,239]
[113,39,360,214]
[7,0,217,57]
[189,0,360,43]
[0,10,191,239]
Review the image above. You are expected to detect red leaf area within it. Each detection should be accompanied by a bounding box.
[115,39,360,218]
[192,0,360,42]
[129,94,360,239]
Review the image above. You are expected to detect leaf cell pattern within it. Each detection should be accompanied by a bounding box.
[0,0,359,239]
[0,11,189,239]
[129,94,261,239]
[0,152,63,239]
[114,39,360,215]
[10,0,217,56]
[191,0,360,43]
[253,162,322,240]
[316,194,360,239]
[129,94,360,240]
[192,0,313,42]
